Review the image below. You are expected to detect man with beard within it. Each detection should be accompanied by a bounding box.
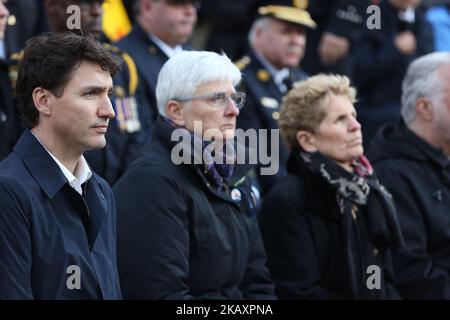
[235,0,316,194]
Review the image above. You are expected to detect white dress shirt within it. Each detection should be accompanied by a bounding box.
[31,131,92,196]
[149,34,184,58]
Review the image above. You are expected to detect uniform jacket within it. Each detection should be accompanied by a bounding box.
[116,23,174,124]
[236,48,308,194]
[114,116,276,300]
[0,130,122,299]
[368,123,450,299]
[0,58,15,160]
[259,149,400,299]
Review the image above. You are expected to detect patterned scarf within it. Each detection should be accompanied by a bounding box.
[198,136,236,192]
[299,150,404,298]
[164,117,236,192]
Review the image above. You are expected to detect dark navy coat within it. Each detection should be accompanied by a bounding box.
[369,123,450,299]
[114,117,276,299]
[0,130,122,299]
[236,49,308,194]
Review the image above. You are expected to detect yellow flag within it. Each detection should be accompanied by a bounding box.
[102,0,132,41]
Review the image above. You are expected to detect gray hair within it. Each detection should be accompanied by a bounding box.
[248,17,272,46]
[155,50,242,116]
[401,52,450,123]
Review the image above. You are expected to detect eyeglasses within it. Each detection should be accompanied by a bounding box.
[175,92,246,110]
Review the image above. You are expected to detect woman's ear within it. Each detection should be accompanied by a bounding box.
[296,130,317,153]
[166,100,185,126]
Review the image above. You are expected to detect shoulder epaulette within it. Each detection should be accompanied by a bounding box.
[102,42,120,54]
[234,56,251,71]
[102,42,139,95]
[9,50,24,62]
[120,51,138,96]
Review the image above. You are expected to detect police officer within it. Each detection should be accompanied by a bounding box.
[5,0,47,52]
[235,0,316,194]
[43,0,148,185]
[116,0,199,124]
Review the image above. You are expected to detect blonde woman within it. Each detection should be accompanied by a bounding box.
[259,74,404,299]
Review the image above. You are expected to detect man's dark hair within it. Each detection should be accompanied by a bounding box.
[16,32,122,128]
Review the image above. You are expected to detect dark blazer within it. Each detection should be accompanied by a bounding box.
[369,123,450,299]
[0,130,121,299]
[114,117,276,299]
[259,150,399,299]
[236,48,308,194]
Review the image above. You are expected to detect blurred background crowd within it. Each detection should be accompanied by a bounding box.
[1,0,450,300]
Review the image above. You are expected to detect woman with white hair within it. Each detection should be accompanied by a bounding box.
[114,51,276,299]
[259,74,404,299]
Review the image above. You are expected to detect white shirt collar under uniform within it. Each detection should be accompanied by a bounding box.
[0,40,5,60]
[149,34,184,58]
[254,50,290,93]
[31,131,92,196]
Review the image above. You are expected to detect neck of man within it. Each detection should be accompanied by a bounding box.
[408,121,450,156]
[32,126,82,174]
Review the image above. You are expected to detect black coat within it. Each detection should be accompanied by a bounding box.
[259,150,399,299]
[368,123,450,299]
[113,117,276,299]
[236,49,308,194]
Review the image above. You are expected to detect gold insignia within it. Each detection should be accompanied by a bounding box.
[8,15,16,26]
[102,42,120,53]
[148,45,157,55]
[234,56,251,71]
[272,111,280,120]
[114,85,125,98]
[258,4,316,29]
[10,51,23,61]
[293,0,308,10]
[257,69,270,82]
[110,45,119,53]
[8,65,18,94]
[260,97,279,109]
